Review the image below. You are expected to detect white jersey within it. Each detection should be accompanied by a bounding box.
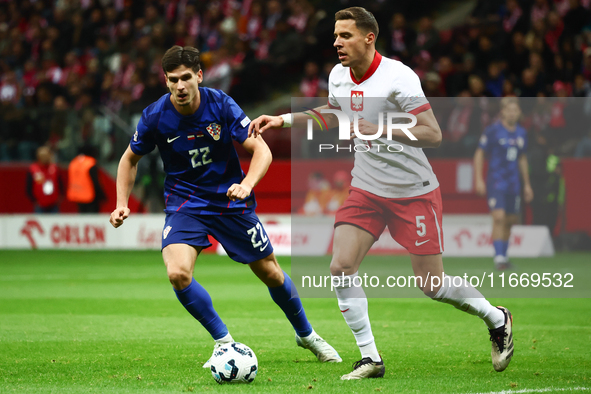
[328,52,439,198]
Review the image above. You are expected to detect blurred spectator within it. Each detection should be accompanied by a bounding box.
[413,17,439,55]
[519,68,542,96]
[325,171,351,215]
[423,71,443,97]
[386,13,416,62]
[531,0,551,24]
[1,0,591,162]
[301,172,331,216]
[300,61,325,97]
[574,129,591,156]
[507,31,529,79]
[502,0,527,34]
[441,92,490,156]
[203,48,232,93]
[67,145,105,213]
[26,146,63,213]
[485,62,505,97]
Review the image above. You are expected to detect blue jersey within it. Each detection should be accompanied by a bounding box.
[130,88,255,215]
[478,121,527,194]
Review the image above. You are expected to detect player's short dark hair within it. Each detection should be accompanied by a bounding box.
[335,7,379,38]
[161,46,201,74]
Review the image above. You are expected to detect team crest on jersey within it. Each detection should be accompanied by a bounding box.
[207,123,222,140]
[163,226,172,239]
[351,91,363,111]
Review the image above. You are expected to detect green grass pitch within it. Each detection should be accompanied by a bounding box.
[0,250,589,393]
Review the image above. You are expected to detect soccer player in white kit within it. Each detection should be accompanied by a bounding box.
[249,7,514,380]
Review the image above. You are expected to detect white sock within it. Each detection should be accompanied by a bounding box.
[333,273,381,362]
[215,333,234,345]
[433,275,505,329]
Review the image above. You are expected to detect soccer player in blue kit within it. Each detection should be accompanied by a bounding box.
[108,46,341,367]
[474,97,534,270]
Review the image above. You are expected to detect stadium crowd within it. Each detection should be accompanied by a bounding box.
[1,0,591,162]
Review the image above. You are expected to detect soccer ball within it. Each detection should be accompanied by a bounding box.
[209,342,258,384]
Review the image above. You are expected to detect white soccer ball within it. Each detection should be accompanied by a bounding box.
[209,342,258,384]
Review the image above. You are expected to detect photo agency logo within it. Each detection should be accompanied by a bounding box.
[303,107,418,153]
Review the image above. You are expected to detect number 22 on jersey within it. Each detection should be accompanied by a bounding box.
[189,147,212,168]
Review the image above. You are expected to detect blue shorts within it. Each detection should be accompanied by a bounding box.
[487,189,521,214]
[161,211,274,264]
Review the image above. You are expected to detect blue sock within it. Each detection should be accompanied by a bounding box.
[174,278,228,340]
[493,239,504,257]
[268,271,313,337]
[502,240,509,257]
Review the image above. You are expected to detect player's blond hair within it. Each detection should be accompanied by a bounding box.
[500,97,520,110]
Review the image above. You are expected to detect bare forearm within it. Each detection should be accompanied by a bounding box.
[519,155,531,187]
[387,125,442,148]
[116,154,138,208]
[474,149,485,183]
[242,148,272,190]
[290,105,340,129]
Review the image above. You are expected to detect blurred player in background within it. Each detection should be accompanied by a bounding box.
[250,7,513,380]
[474,97,533,270]
[109,46,341,368]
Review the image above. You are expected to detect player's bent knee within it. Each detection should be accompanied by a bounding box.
[167,269,192,289]
[329,259,356,276]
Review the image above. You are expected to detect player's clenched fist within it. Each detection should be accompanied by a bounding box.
[110,207,130,228]
[248,115,283,138]
[227,183,251,201]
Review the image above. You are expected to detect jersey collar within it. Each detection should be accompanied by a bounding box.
[350,51,382,85]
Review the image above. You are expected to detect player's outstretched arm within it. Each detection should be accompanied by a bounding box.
[473,147,487,197]
[110,145,143,228]
[352,109,442,148]
[248,105,338,138]
[227,135,272,201]
[518,153,534,203]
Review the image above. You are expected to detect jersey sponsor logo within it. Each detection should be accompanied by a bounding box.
[133,130,138,142]
[207,123,222,141]
[163,225,172,239]
[415,239,430,246]
[240,116,251,128]
[351,91,363,111]
[167,136,180,143]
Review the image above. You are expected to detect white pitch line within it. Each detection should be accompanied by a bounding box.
[463,387,590,394]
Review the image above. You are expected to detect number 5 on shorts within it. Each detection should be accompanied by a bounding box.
[416,215,426,237]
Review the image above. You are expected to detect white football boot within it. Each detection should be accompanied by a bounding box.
[202,336,233,369]
[341,357,385,380]
[295,330,342,363]
[489,306,514,372]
